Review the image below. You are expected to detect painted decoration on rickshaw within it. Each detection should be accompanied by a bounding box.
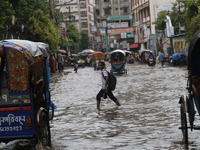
[94,53,104,61]
[6,48,30,92]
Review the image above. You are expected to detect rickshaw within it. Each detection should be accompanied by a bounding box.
[110,50,127,74]
[138,49,152,63]
[179,30,200,144]
[92,51,105,70]
[0,39,54,147]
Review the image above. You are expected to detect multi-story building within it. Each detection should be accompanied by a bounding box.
[131,0,176,53]
[94,0,132,51]
[54,0,95,50]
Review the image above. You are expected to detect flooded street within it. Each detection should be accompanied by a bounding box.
[2,62,200,150]
[49,62,199,150]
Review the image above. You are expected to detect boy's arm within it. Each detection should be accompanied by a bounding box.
[105,76,109,92]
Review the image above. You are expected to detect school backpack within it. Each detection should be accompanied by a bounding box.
[102,71,117,91]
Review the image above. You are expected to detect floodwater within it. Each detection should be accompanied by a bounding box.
[2,62,200,150]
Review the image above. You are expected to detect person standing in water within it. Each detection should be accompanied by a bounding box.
[96,61,121,110]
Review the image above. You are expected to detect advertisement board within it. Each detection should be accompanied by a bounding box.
[107,28,133,35]
[107,22,129,28]
[121,32,134,38]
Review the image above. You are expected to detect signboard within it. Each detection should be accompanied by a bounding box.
[107,28,133,35]
[92,25,97,32]
[102,21,107,27]
[149,34,156,40]
[107,15,132,21]
[107,22,129,28]
[59,22,66,39]
[100,28,106,35]
[121,32,134,38]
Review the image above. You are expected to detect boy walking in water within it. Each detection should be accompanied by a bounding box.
[96,61,121,110]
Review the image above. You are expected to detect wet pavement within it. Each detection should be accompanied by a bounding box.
[2,61,200,150]
[49,62,198,150]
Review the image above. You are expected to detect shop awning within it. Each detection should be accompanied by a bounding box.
[129,44,139,48]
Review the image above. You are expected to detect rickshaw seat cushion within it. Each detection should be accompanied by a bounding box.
[191,76,200,96]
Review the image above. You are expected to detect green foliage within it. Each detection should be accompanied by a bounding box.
[27,10,59,53]
[66,24,81,44]
[182,0,200,42]
[0,0,14,30]
[57,23,81,53]
[0,0,60,53]
[152,9,181,35]
[152,11,168,31]
[80,31,89,50]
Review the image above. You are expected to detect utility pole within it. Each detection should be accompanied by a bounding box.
[49,0,56,23]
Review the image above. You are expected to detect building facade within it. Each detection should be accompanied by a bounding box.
[94,0,132,51]
[54,0,95,49]
[131,0,176,53]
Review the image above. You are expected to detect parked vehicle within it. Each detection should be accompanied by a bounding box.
[170,53,187,66]
[110,50,127,74]
[178,30,200,145]
[147,52,156,66]
[77,58,85,67]
[0,39,54,147]
[138,49,153,63]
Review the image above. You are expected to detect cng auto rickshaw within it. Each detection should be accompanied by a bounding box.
[110,50,127,74]
[0,39,54,147]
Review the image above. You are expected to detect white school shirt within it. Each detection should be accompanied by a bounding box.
[101,68,108,90]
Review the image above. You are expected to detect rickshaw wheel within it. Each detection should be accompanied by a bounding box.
[38,112,51,147]
[180,104,188,144]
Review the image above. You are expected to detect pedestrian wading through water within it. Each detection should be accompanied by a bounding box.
[96,61,121,111]
[102,71,117,91]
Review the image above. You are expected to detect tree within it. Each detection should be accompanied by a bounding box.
[182,0,200,42]
[64,24,81,53]
[27,10,59,53]
[0,0,14,31]
[80,31,89,50]
[0,0,60,53]
[152,10,181,35]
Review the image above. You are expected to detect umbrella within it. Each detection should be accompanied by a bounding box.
[94,51,103,55]
[58,49,67,54]
[80,49,95,55]
[138,49,147,53]
[71,54,79,57]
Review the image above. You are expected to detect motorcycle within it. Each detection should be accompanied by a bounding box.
[148,58,156,66]
[147,52,156,66]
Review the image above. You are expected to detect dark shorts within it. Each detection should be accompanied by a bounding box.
[96,89,117,102]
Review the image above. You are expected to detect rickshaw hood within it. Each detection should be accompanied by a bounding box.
[1,39,49,57]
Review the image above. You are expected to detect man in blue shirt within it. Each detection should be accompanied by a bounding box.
[159,51,165,66]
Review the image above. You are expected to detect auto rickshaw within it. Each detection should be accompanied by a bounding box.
[110,50,127,74]
[0,39,54,147]
[179,30,200,145]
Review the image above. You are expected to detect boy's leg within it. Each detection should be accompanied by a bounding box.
[107,91,121,106]
[96,89,104,110]
[97,100,101,110]
[115,100,121,106]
